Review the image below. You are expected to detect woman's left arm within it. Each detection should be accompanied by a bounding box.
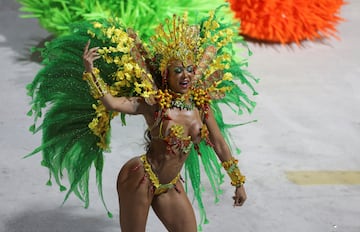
[205,109,247,206]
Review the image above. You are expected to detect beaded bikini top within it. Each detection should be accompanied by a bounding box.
[150,88,212,154]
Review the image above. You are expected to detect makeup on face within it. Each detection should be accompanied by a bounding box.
[167,60,194,93]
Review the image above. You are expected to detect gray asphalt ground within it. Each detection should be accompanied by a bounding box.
[1,0,359,231]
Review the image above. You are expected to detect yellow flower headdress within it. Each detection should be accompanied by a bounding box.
[149,13,200,77]
[148,10,236,91]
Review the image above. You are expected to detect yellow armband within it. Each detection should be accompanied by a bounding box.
[82,68,109,99]
[222,157,246,187]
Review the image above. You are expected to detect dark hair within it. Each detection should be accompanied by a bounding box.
[146,55,164,89]
[143,128,152,152]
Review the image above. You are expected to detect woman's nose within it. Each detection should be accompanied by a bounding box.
[184,70,192,78]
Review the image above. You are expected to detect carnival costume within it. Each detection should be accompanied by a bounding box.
[26,7,257,229]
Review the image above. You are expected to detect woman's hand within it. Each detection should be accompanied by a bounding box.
[233,185,247,206]
[83,40,101,73]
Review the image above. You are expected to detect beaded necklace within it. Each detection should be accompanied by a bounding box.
[170,92,194,110]
[154,88,214,155]
[155,88,211,115]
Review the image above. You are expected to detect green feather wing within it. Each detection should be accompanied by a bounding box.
[26,20,120,217]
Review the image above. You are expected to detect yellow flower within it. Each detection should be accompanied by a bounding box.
[124,73,132,81]
[225,28,234,37]
[98,47,108,54]
[209,10,215,19]
[142,91,150,98]
[113,56,121,65]
[205,31,211,39]
[109,46,118,53]
[211,21,220,30]
[223,72,233,81]
[87,30,96,38]
[211,35,219,43]
[106,26,115,38]
[134,82,142,94]
[203,20,210,28]
[222,53,231,61]
[121,55,131,63]
[115,71,124,80]
[103,55,113,63]
[93,22,102,28]
[88,118,99,130]
[134,65,142,78]
[124,63,134,73]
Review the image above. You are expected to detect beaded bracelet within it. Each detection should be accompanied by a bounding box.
[222,157,246,187]
[82,68,109,99]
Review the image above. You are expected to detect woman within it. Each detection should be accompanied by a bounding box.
[27,9,256,232]
[83,40,247,231]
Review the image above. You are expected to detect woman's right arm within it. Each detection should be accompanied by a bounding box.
[101,95,149,115]
[82,40,150,115]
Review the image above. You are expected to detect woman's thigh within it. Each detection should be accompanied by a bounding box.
[151,182,197,232]
[117,156,154,232]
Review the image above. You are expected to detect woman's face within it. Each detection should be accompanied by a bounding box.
[167,60,194,94]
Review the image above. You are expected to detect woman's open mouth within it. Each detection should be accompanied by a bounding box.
[180,80,190,89]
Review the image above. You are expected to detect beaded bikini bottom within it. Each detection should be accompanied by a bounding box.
[140,154,180,195]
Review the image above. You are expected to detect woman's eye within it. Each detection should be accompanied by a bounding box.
[174,67,183,73]
[186,66,194,73]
